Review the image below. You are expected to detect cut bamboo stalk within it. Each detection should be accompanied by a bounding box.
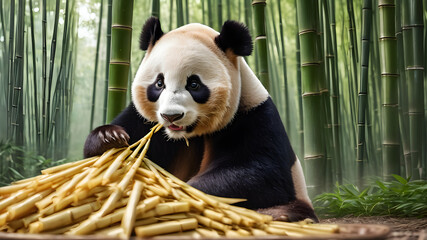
[135,218,198,237]
[7,189,52,221]
[0,122,341,238]
[29,201,101,233]
[121,180,144,237]
[41,157,98,175]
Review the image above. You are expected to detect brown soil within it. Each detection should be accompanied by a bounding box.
[321,216,427,240]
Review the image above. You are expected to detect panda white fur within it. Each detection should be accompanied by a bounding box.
[84,17,318,222]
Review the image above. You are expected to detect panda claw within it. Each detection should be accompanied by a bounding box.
[84,125,130,158]
[105,131,116,141]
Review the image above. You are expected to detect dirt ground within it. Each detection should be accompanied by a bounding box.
[321,216,427,240]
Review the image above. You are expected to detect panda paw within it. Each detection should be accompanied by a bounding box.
[256,200,319,223]
[83,125,130,158]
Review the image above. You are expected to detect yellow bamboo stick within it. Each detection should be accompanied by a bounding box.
[251,228,269,236]
[135,218,198,237]
[146,161,172,193]
[0,183,29,195]
[92,148,122,167]
[51,186,103,213]
[156,213,188,220]
[135,195,161,216]
[21,213,40,228]
[138,202,190,219]
[188,213,229,232]
[222,209,242,225]
[37,157,98,186]
[67,208,125,235]
[0,212,8,226]
[56,168,91,199]
[146,184,169,197]
[0,189,32,212]
[93,225,124,236]
[29,201,101,233]
[195,228,221,237]
[12,175,43,185]
[136,167,155,179]
[134,217,158,227]
[7,189,52,221]
[35,191,56,210]
[41,156,98,175]
[121,180,144,237]
[101,148,133,185]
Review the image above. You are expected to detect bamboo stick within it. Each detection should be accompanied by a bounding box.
[121,180,144,237]
[0,123,341,238]
[135,218,198,237]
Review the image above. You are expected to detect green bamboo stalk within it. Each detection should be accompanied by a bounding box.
[266,5,282,108]
[378,0,401,179]
[106,0,134,123]
[401,0,425,180]
[103,0,113,124]
[169,0,173,30]
[7,0,15,140]
[176,0,184,27]
[44,0,60,156]
[395,0,411,177]
[28,0,40,153]
[295,0,304,165]
[217,0,223,30]
[202,0,206,24]
[297,0,326,197]
[185,0,189,24]
[41,0,47,152]
[238,0,241,22]
[424,0,427,180]
[369,2,383,170]
[152,0,160,18]
[356,0,372,187]
[25,31,31,149]
[90,0,104,131]
[226,0,231,20]
[326,0,342,184]
[252,0,269,91]
[346,0,358,138]
[318,0,333,190]
[276,0,290,130]
[11,0,25,150]
[207,0,213,27]
[51,0,74,159]
[0,0,7,103]
[244,0,252,65]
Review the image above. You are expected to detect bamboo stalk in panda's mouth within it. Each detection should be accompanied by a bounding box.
[0,123,340,238]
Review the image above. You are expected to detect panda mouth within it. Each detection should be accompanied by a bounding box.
[168,124,184,131]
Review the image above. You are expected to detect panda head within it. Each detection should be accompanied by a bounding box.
[132,17,254,139]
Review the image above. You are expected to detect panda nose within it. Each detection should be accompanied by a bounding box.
[160,113,184,123]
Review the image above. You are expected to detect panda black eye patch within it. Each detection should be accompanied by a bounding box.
[185,75,210,104]
[147,73,165,102]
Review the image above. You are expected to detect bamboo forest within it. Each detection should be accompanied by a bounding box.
[0,0,426,219]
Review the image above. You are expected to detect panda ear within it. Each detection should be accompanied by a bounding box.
[139,17,164,51]
[214,21,253,56]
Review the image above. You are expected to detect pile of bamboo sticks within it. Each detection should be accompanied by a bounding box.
[0,124,339,238]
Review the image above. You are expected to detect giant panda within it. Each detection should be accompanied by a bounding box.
[84,17,318,222]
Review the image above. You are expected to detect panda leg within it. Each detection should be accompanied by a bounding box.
[256,200,319,223]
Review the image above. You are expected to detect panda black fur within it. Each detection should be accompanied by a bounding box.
[84,17,318,222]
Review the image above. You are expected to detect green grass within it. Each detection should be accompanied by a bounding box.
[0,141,70,186]
[314,175,427,218]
